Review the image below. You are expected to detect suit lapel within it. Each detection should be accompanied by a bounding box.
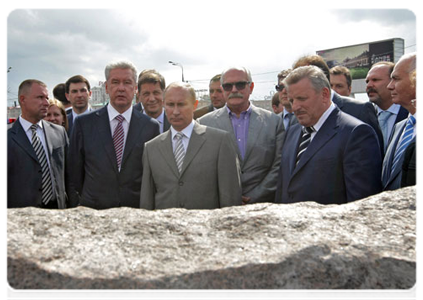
[96,106,119,173]
[180,123,206,175]
[10,120,38,162]
[215,108,242,159]
[291,109,339,177]
[158,131,180,177]
[121,110,144,166]
[284,124,302,176]
[42,120,54,159]
[382,121,407,186]
[244,108,263,162]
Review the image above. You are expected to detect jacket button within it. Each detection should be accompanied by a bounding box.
[179,181,184,186]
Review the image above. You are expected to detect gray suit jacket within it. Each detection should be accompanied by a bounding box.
[140,123,242,209]
[8,119,70,208]
[198,104,284,203]
[382,118,414,190]
[68,105,160,209]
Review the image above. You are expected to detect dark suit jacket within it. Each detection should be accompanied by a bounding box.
[133,103,170,132]
[381,118,415,190]
[275,107,382,205]
[332,92,383,156]
[401,141,416,187]
[8,119,71,208]
[66,111,74,136]
[68,105,160,209]
[140,123,242,209]
[194,104,214,120]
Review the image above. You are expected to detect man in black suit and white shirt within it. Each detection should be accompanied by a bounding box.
[8,79,72,208]
[68,61,160,209]
[134,69,170,133]
[65,75,93,135]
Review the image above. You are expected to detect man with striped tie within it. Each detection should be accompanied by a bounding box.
[140,82,242,209]
[382,53,417,190]
[275,66,382,205]
[68,61,160,209]
[8,79,72,208]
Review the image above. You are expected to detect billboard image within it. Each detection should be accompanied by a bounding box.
[317,38,404,80]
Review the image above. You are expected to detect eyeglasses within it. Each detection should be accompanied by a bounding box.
[411,99,420,109]
[275,84,285,92]
[221,81,250,92]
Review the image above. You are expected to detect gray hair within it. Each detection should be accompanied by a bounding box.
[164,82,196,103]
[221,66,252,83]
[283,65,330,93]
[105,60,138,83]
[397,52,416,73]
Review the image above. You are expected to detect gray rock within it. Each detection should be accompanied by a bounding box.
[7,187,416,289]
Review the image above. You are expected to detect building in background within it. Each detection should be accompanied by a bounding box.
[317,38,404,100]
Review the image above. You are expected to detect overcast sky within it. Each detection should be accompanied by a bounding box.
[4,2,418,107]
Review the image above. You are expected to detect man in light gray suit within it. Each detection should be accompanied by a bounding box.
[8,79,74,208]
[198,67,284,204]
[140,82,242,210]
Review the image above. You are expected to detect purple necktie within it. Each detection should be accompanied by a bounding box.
[113,115,125,170]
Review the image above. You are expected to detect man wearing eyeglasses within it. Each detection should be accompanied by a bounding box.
[198,67,284,204]
[276,69,298,131]
[382,52,420,190]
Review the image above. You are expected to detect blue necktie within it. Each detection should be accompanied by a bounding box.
[391,116,416,174]
[378,110,392,150]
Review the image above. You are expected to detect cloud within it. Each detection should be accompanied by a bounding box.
[330,9,416,26]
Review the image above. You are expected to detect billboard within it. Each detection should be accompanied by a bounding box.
[317,38,404,80]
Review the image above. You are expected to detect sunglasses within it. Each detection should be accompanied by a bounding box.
[275,84,285,92]
[221,81,250,92]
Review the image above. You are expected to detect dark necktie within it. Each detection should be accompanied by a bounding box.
[113,115,125,170]
[296,126,314,165]
[30,124,53,205]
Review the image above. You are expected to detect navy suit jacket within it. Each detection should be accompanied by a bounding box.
[275,107,382,205]
[332,92,383,156]
[68,105,160,209]
[381,118,415,190]
[8,119,72,208]
[66,111,74,136]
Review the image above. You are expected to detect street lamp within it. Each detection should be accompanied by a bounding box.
[168,61,185,82]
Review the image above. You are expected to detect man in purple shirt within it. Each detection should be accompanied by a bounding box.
[198,67,284,204]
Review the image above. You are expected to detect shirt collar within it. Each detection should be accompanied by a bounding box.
[308,102,336,133]
[225,102,253,117]
[19,115,43,132]
[171,120,195,139]
[376,103,401,115]
[107,104,133,123]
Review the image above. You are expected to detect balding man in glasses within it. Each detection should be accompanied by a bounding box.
[198,66,284,204]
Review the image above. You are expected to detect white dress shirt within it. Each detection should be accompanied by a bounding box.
[170,121,195,153]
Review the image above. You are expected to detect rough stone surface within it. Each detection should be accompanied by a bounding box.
[7,187,416,289]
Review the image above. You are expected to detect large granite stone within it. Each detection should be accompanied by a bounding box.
[7,187,416,289]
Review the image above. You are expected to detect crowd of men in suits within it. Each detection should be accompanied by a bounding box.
[7,52,416,210]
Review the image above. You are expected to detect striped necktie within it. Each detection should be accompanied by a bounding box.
[391,116,416,174]
[174,132,185,173]
[113,115,125,170]
[30,124,53,205]
[296,126,314,165]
